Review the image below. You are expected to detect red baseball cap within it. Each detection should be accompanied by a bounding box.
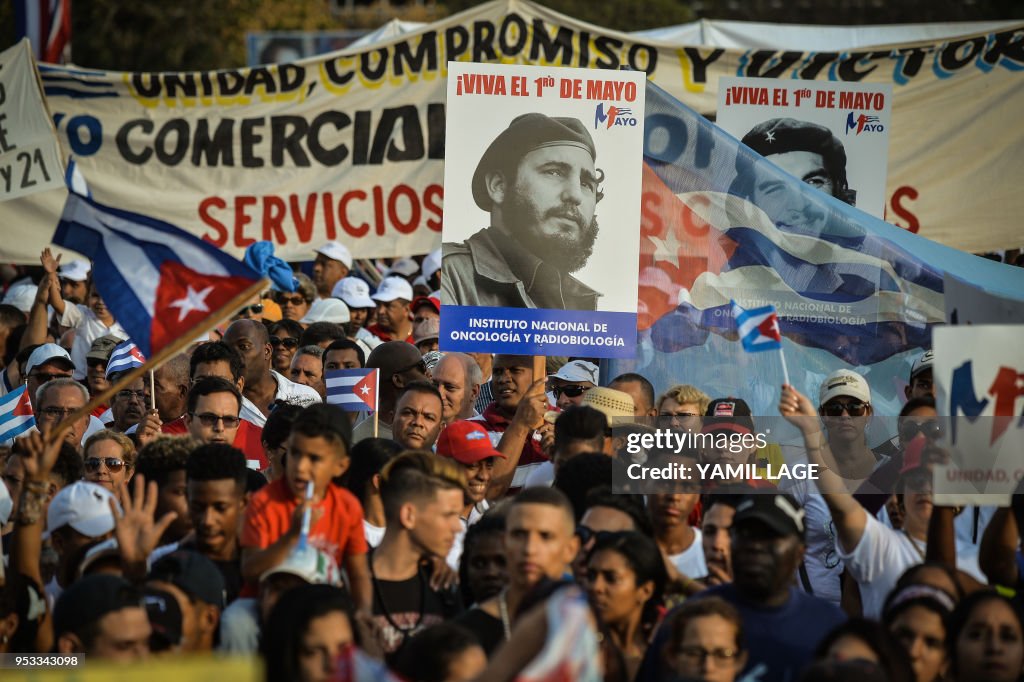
[412,296,441,315]
[436,421,506,465]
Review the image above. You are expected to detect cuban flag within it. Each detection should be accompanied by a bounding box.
[325,369,378,412]
[105,339,146,379]
[53,193,262,358]
[0,386,35,444]
[607,81,1024,416]
[732,300,782,353]
[15,0,71,63]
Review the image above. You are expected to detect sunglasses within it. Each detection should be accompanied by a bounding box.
[550,384,589,399]
[276,295,307,306]
[190,413,241,428]
[29,371,72,384]
[85,457,126,473]
[575,525,615,546]
[900,419,944,442]
[821,400,869,417]
[269,336,299,350]
[238,304,264,315]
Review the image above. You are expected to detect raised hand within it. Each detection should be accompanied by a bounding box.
[40,248,61,274]
[513,378,548,430]
[110,474,178,568]
[135,410,163,448]
[20,431,63,483]
[778,383,819,434]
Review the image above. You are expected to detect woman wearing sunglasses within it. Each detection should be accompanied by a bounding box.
[82,429,136,494]
[274,273,315,322]
[268,319,304,374]
[780,382,980,619]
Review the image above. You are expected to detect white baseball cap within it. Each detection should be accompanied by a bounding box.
[300,298,350,325]
[910,350,934,380]
[385,258,418,278]
[819,369,871,406]
[261,546,340,586]
[2,283,36,314]
[44,481,120,541]
[549,360,600,385]
[422,248,442,281]
[314,241,353,269]
[26,343,75,376]
[58,259,91,282]
[372,276,414,303]
[332,277,375,309]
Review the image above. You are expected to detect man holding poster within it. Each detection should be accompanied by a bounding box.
[442,113,603,311]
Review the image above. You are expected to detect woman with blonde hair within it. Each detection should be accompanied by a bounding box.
[656,384,711,432]
[83,429,136,493]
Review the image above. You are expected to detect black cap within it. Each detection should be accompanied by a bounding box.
[703,397,755,435]
[472,113,597,210]
[733,494,805,537]
[143,586,183,652]
[739,117,849,191]
[149,550,226,609]
[53,574,145,638]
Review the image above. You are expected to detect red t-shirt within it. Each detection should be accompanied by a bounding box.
[366,324,414,345]
[161,416,188,434]
[241,478,368,571]
[159,416,267,470]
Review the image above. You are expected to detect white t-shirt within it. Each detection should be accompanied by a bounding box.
[839,514,935,619]
[523,461,555,488]
[238,371,322,428]
[667,528,707,579]
[59,304,127,380]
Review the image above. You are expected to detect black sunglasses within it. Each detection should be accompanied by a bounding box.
[190,413,241,428]
[575,525,615,546]
[550,385,588,399]
[822,400,869,417]
[85,457,126,473]
[269,336,299,350]
[238,304,264,315]
[900,419,944,442]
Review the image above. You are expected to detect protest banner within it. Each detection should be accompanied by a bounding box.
[944,272,1024,325]
[0,1,1021,262]
[438,61,644,357]
[932,325,1024,506]
[716,77,892,220]
[0,39,64,202]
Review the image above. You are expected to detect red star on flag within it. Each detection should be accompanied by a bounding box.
[353,370,378,411]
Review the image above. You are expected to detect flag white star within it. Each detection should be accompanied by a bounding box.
[359,385,371,395]
[169,285,214,323]
[648,225,685,269]
[765,131,776,143]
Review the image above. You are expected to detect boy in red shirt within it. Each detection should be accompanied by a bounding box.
[240,404,371,612]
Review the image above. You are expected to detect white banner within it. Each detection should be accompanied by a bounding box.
[0,39,64,202]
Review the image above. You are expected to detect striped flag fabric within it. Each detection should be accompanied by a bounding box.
[731,300,783,353]
[105,339,146,379]
[515,585,602,682]
[53,192,262,358]
[15,0,71,63]
[0,385,36,444]
[325,369,378,412]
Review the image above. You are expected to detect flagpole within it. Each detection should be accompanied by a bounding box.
[149,370,156,411]
[779,347,792,388]
[48,278,271,446]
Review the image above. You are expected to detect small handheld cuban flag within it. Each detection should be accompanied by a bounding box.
[731,300,790,385]
[0,385,35,445]
[325,369,378,412]
[105,339,146,379]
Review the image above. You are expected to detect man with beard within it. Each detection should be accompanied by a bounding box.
[442,113,603,310]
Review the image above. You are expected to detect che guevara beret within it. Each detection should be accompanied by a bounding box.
[472,113,597,210]
[739,117,849,185]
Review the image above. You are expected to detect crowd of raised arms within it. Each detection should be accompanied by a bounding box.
[0,244,1022,682]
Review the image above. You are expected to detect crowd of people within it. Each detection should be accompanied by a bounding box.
[0,240,1022,682]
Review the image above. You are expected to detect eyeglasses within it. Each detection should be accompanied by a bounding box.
[660,411,699,418]
[676,646,741,664]
[116,389,148,402]
[190,413,241,428]
[821,400,869,417]
[900,419,944,442]
[85,457,126,473]
[238,304,264,316]
[276,295,307,306]
[575,525,615,546]
[269,336,299,350]
[550,384,588,399]
[28,371,71,384]
[38,406,79,420]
